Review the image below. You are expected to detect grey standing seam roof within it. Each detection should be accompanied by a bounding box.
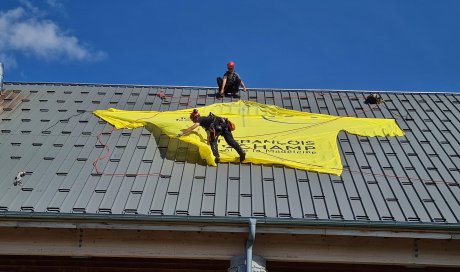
[0,82,459,226]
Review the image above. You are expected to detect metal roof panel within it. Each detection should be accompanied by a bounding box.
[0,82,459,226]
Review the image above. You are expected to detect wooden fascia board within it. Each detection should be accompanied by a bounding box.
[0,226,459,267]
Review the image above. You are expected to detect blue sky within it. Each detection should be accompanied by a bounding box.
[1,0,459,92]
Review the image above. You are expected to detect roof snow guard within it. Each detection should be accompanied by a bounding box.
[0,82,459,228]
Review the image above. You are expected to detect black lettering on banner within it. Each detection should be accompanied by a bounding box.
[218,138,317,154]
[253,144,267,150]
[270,145,283,150]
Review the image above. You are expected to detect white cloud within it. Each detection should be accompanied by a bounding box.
[44,0,69,18]
[0,4,106,68]
[46,0,65,10]
[19,0,43,16]
[0,53,18,69]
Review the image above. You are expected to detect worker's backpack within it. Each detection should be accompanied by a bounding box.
[227,119,236,131]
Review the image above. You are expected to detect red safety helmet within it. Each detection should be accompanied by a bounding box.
[227,61,235,69]
[190,109,200,122]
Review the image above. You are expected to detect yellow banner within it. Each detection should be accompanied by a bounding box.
[93,100,404,175]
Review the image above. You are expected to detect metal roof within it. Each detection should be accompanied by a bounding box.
[0,82,459,226]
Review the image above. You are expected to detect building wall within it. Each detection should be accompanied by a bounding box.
[0,226,459,269]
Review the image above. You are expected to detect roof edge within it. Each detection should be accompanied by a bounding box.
[1,212,459,235]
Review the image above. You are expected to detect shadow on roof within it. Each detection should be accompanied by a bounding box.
[144,123,207,166]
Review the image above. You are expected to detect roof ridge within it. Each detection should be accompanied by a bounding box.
[4,81,459,94]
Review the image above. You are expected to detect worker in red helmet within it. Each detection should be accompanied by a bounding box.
[177,109,246,164]
[217,61,247,99]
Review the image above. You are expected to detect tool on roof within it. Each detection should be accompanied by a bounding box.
[13,171,26,186]
[364,93,384,104]
[156,90,166,100]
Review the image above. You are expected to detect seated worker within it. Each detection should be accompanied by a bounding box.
[177,109,246,164]
[217,61,247,98]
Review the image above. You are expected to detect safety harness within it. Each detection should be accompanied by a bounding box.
[206,112,235,141]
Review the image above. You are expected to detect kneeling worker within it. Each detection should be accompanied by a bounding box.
[217,61,247,98]
[177,109,246,164]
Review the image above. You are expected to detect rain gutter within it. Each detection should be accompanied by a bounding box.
[0,212,459,237]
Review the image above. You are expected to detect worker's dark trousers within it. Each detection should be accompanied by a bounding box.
[217,77,241,95]
[209,128,245,160]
